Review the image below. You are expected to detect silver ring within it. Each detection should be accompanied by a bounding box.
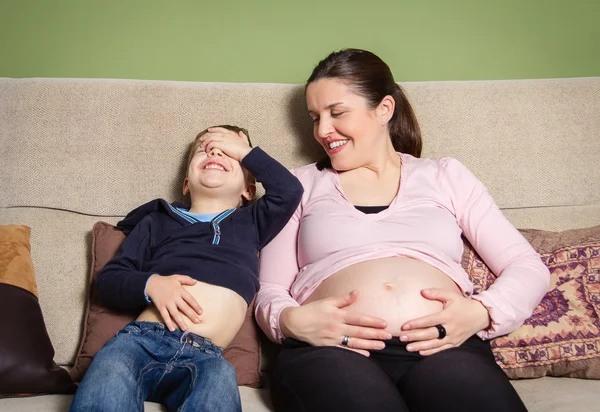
[341,335,351,347]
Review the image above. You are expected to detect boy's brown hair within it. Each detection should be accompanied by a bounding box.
[186,125,256,206]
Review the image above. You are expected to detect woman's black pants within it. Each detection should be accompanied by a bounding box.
[269,336,528,412]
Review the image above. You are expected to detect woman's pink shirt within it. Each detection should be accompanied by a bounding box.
[256,153,550,343]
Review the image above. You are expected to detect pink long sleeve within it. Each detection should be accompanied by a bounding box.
[440,158,551,339]
[255,178,303,343]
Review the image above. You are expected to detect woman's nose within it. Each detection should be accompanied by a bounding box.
[317,118,334,139]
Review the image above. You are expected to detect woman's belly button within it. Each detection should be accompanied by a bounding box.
[348,283,443,333]
[309,258,457,332]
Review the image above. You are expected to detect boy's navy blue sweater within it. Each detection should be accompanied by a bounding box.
[95,147,303,311]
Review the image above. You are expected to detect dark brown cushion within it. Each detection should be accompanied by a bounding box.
[463,225,600,379]
[0,225,76,397]
[71,221,262,387]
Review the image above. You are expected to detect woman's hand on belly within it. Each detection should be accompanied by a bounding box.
[145,274,203,332]
[280,290,392,357]
[399,288,491,356]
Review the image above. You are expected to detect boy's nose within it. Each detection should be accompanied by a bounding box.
[208,148,224,157]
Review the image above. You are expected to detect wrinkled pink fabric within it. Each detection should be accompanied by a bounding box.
[256,153,550,343]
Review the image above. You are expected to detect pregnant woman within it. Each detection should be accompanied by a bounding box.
[256,49,549,412]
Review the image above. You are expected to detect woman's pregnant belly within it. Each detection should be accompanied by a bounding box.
[303,257,461,335]
[136,281,248,349]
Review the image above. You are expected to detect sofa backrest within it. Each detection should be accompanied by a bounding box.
[1,77,599,366]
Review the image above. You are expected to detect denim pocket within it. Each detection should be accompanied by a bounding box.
[116,323,142,336]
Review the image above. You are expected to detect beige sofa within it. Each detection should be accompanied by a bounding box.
[1,77,599,411]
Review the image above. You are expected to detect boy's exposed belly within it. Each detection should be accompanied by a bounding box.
[136,281,248,349]
[303,257,462,336]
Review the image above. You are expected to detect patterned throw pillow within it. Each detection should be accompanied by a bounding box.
[462,225,600,379]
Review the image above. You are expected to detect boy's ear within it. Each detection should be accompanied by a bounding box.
[182,178,190,196]
[242,181,256,202]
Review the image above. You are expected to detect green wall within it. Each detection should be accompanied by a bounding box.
[1,0,598,83]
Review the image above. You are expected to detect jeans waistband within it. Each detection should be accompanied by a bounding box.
[127,321,223,355]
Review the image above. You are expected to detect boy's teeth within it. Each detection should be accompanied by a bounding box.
[329,140,348,149]
[204,164,225,170]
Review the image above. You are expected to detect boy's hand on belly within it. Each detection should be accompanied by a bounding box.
[146,275,204,332]
[399,288,491,356]
[282,290,392,356]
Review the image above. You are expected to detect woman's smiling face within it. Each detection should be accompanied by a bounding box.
[306,78,389,171]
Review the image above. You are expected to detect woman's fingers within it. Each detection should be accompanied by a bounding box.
[339,346,372,357]
[406,338,447,354]
[419,343,453,356]
[343,336,386,351]
[343,312,388,329]
[401,312,442,332]
[400,325,441,342]
[330,289,359,309]
[345,324,392,341]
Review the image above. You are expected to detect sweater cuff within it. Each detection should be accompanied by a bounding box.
[143,274,159,304]
[241,147,274,180]
[471,292,502,340]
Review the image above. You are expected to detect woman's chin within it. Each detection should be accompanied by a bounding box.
[327,154,350,170]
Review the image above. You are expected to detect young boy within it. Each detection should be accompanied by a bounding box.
[70,126,303,412]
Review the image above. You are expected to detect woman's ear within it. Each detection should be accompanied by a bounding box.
[182,178,189,196]
[378,95,395,125]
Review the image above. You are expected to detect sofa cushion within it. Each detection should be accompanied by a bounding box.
[463,225,600,378]
[70,221,262,387]
[0,225,76,396]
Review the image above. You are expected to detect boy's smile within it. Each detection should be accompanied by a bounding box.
[203,162,227,172]
[201,159,229,172]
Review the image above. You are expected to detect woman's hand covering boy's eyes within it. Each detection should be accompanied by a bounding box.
[199,127,252,161]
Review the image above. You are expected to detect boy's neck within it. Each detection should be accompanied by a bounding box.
[188,197,239,215]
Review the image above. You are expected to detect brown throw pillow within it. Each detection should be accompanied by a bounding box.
[71,221,262,387]
[462,225,600,379]
[0,225,76,396]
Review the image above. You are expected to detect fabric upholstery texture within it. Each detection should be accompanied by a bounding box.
[71,221,262,387]
[0,77,599,411]
[463,225,600,378]
[1,78,599,369]
[0,225,76,396]
[1,78,598,230]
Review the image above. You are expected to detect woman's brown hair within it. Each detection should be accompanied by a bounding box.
[306,49,422,170]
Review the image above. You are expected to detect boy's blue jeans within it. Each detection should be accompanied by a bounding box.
[69,321,241,412]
